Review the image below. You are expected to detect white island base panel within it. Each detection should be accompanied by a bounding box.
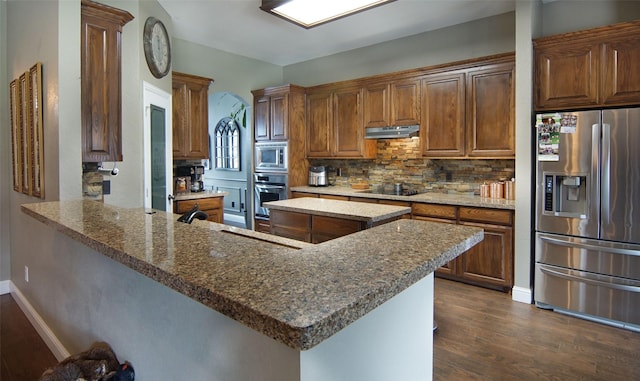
[299,273,433,381]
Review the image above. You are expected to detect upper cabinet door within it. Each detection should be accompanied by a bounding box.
[390,78,420,126]
[333,87,365,157]
[81,1,133,162]
[254,95,270,141]
[466,62,515,158]
[270,93,288,140]
[306,90,333,158]
[602,34,640,106]
[363,83,390,128]
[534,41,599,110]
[421,72,465,158]
[172,72,213,159]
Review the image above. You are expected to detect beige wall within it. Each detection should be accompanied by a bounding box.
[542,0,640,36]
[283,12,516,87]
[172,38,282,104]
[0,1,8,281]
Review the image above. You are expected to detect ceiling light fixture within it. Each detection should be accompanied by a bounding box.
[260,0,396,29]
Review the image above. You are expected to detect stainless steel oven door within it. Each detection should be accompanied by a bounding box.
[254,172,287,219]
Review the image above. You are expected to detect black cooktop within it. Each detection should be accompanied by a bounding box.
[363,189,425,196]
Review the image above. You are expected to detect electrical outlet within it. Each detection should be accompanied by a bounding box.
[24,266,29,283]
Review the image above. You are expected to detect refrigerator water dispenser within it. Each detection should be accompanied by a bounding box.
[544,174,588,218]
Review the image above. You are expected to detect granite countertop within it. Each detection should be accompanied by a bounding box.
[21,200,483,351]
[174,190,227,201]
[264,197,411,222]
[292,186,516,210]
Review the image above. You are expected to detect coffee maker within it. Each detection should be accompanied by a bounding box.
[177,165,205,192]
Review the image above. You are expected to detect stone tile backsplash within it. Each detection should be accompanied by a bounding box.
[311,139,515,195]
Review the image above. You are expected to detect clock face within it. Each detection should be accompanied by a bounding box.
[144,17,171,78]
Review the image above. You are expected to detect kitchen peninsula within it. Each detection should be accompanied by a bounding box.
[21,200,482,380]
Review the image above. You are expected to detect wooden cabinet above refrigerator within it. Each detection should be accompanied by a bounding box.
[534,20,640,111]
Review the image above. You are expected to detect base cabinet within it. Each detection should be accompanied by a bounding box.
[174,197,224,224]
[413,203,514,292]
[254,218,271,233]
[270,210,365,244]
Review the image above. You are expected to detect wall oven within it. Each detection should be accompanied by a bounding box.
[254,173,288,219]
[255,142,288,172]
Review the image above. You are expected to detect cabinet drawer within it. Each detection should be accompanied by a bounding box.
[254,218,271,233]
[379,200,411,207]
[319,194,349,201]
[270,210,311,229]
[349,196,379,204]
[459,207,512,225]
[412,203,457,220]
[291,192,318,198]
[176,197,223,213]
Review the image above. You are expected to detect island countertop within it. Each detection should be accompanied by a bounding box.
[264,197,411,222]
[21,200,483,351]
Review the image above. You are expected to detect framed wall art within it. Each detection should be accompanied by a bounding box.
[29,62,44,198]
[9,62,44,199]
[19,71,32,196]
[9,79,22,192]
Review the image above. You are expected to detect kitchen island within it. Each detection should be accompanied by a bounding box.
[265,197,411,243]
[21,200,482,380]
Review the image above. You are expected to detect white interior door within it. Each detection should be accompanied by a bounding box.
[143,81,173,211]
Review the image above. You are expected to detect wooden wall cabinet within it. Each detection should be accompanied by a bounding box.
[174,196,224,224]
[421,72,466,157]
[364,78,420,128]
[465,62,515,158]
[421,58,515,159]
[172,72,213,160]
[252,85,305,142]
[81,0,133,162]
[251,85,308,190]
[534,20,640,111]
[306,86,376,159]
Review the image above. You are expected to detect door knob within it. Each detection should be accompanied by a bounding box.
[168,194,175,201]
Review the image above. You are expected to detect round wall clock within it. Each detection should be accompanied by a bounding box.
[143,17,171,78]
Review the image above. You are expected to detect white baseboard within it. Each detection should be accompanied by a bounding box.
[511,285,532,304]
[0,280,10,294]
[10,282,70,361]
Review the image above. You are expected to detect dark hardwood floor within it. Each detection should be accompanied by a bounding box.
[1,294,58,381]
[1,279,639,380]
[434,278,640,381]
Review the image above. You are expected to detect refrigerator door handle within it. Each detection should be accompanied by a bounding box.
[539,234,640,257]
[601,122,611,226]
[538,264,640,293]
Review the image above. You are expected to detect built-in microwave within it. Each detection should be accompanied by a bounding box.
[254,142,288,172]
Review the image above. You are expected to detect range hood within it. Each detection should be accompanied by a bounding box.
[365,125,419,139]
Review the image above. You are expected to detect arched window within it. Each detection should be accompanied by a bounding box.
[213,117,240,170]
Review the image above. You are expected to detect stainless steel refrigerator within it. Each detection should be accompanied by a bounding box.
[534,108,640,331]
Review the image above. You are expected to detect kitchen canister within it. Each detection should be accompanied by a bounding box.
[480,183,491,198]
[490,182,504,199]
[505,178,515,200]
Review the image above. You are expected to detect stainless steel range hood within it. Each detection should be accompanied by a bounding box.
[365,125,419,139]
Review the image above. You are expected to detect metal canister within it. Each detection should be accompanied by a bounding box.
[505,179,515,200]
[480,183,491,198]
[490,182,504,199]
